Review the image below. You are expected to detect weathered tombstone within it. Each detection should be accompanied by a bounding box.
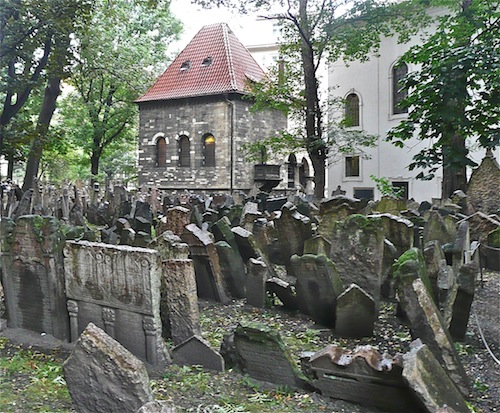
[423,210,457,246]
[231,226,260,261]
[291,254,344,326]
[160,206,191,236]
[240,201,262,230]
[335,284,376,338]
[212,216,238,250]
[443,221,470,273]
[466,150,500,215]
[215,241,247,298]
[303,235,331,256]
[448,263,477,341]
[162,259,201,345]
[396,276,469,395]
[423,240,446,302]
[172,335,224,372]
[369,213,414,257]
[231,321,310,388]
[265,196,288,213]
[154,230,189,260]
[373,196,408,215]
[403,340,469,413]
[318,196,366,235]
[1,216,69,340]
[181,223,228,303]
[305,344,420,412]
[275,202,312,276]
[63,241,171,370]
[63,323,154,413]
[328,214,384,307]
[486,227,500,271]
[246,258,268,308]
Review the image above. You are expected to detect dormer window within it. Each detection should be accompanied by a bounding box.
[180,60,191,71]
[201,56,213,67]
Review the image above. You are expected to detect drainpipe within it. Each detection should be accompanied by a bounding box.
[226,97,235,192]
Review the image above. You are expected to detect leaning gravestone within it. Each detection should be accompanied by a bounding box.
[448,263,477,341]
[63,323,154,413]
[403,340,469,413]
[232,321,310,389]
[291,254,344,326]
[63,241,170,370]
[396,276,469,395]
[246,258,268,308]
[215,241,247,298]
[1,215,69,341]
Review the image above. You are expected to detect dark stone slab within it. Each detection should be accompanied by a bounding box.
[172,335,224,372]
[335,284,376,338]
[215,241,247,299]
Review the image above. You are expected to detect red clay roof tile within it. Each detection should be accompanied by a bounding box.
[136,23,266,103]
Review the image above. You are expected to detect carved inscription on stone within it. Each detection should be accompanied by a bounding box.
[64,241,158,314]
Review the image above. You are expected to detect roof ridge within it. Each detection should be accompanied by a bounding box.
[222,23,237,91]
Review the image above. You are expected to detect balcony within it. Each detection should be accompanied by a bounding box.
[254,164,281,192]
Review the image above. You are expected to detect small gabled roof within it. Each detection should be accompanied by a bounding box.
[136,23,266,103]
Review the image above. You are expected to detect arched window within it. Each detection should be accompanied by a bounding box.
[392,62,408,115]
[299,158,310,188]
[345,93,360,127]
[203,134,216,167]
[287,154,297,189]
[178,135,190,167]
[156,136,166,167]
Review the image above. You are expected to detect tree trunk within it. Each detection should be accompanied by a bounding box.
[441,134,467,198]
[299,0,326,199]
[22,76,61,192]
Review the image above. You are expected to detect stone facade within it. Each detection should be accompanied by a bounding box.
[137,94,287,192]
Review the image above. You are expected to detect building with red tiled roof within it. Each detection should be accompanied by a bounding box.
[137,23,287,192]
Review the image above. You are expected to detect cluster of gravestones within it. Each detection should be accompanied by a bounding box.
[1,155,499,413]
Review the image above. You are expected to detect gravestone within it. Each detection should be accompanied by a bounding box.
[181,224,228,303]
[335,284,376,338]
[160,206,191,236]
[448,263,477,341]
[423,240,446,302]
[172,335,224,372]
[369,213,414,257]
[266,277,298,310]
[240,201,262,230]
[246,258,268,308]
[63,323,154,413]
[318,196,366,235]
[486,227,500,271]
[231,226,260,261]
[373,196,407,215]
[154,231,189,261]
[466,151,500,215]
[63,241,170,370]
[328,214,384,307]
[275,202,312,276]
[1,215,69,340]
[305,344,419,412]
[303,235,331,256]
[396,276,469,395]
[162,259,201,345]
[403,340,469,413]
[215,241,247,298]
[231,321,309,389]
[290,254,344,326]
[423,210,457,246]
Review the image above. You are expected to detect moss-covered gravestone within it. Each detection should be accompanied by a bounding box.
[231,322,310,389]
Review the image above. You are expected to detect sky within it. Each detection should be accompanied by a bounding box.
[169,1,253,52]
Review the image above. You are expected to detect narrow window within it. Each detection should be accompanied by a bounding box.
[156,137,166,167]
[354,188,374,200]
[180,60,191,71]
[345,155,360,177]
[392,62,408,114]
[203,134,216,166]
[345,93,360,127]
[201,56,213,67]
[299,158,310,188]
[178,135,190,167]
[287,154,297,188]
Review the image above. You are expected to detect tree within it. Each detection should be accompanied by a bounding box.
[387,0,499,198]
[194,0,430,198]
[0,0,92,153]
[62,0,181,181]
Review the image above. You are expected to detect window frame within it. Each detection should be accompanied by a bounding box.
[391,61,409,116]
[202,133,216,167]
[178,135,191,167]
[344,92,361,128]
[344,155,361,181]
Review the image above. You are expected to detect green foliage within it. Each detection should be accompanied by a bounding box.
[370,175,405,198]
[387,0,500,181]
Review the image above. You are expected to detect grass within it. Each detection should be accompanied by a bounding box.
[0,337,72,413]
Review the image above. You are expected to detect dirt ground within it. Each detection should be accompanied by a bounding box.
[0,270,498,412]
